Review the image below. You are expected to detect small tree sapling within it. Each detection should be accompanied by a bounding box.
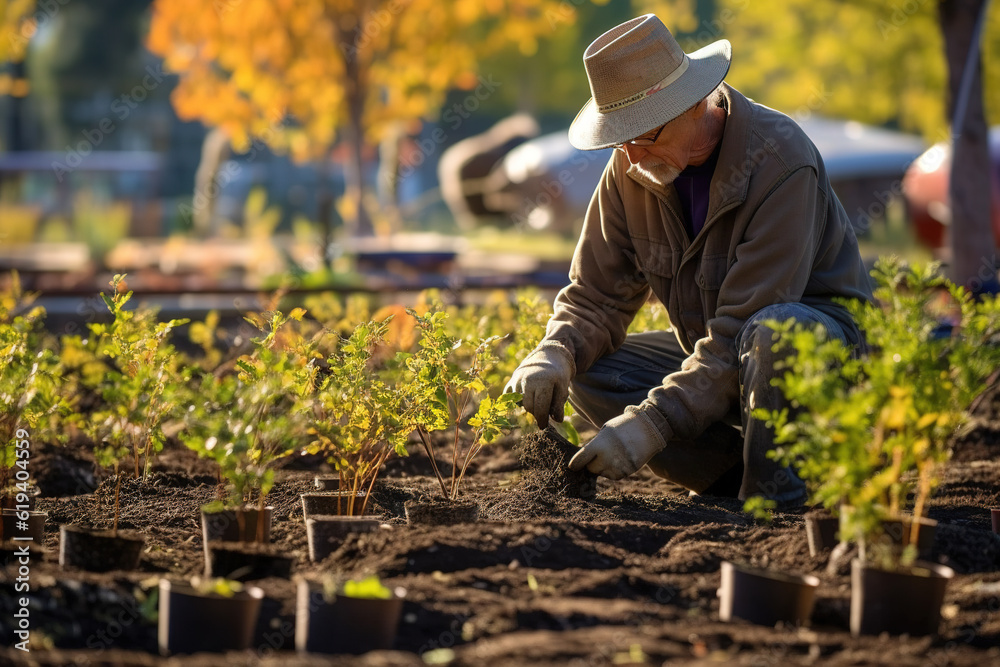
[404,307,520,501]
[301,317,412,515]
[183,307,313,540]
[756,257,1000,567]
[0,273,64,507]
[83,275,189,533]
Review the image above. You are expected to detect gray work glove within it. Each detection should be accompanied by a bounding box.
[504,342,575,429]
[568,408,666,480]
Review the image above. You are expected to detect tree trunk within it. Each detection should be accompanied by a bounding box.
[344,108,375,237]
[191,127,231,236]
[939,0,995,293]
[316,155,334,268]
[339,14,375,239]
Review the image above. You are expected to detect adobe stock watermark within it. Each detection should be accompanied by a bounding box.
[545,0,588,30]
[176,110,286,227]
[382,74,503,192]
[4,0,69,54]
[11,428,34,653]
[50,64,169,182]
[507,147,606,231]
[678,0,751,53]
[877,0,933,38]
[338,0,409,63]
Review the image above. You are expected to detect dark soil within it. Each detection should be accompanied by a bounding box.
[513,427,598,499]
[3,413,1000,666]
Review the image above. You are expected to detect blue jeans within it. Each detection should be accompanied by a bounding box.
[568,303,856,506]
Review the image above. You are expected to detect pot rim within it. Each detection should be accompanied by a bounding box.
[159,577,265,600]
[721,560,821,588]
[305,515,384,525]
[58,524,145,542]
[300,491,366,498]
[850,557,956,579]
[296,577,407,600]
[200,504,275,514]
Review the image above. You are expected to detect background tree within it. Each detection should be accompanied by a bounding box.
[0,0,36,153]
[26,0,153,150]
[147,0,575,239]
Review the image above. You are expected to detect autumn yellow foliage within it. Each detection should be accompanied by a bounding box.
[0,0,35,64]
[147,0,573,162]
[704,0,1000,141]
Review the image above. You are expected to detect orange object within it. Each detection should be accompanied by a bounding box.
[902,128,1000,250]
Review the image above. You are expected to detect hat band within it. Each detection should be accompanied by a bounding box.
[596,56,690,114]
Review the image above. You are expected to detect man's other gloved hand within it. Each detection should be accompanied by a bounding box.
[568,408,666,480]
[503,343,575,429]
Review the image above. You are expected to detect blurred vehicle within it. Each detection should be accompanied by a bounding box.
[481,131,612,235]
[442,115,926,238]
[796,117,926,234]
[437,114,540,231]
[902,127,1000,251]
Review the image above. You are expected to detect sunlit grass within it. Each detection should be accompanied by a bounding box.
[463,226,578,262]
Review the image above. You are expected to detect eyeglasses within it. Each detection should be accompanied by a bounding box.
[613,123,666,153]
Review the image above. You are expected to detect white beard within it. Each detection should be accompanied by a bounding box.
[626,156,682,197]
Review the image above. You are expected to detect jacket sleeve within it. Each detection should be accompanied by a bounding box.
[543,157,652,374]
[637,165,828,442]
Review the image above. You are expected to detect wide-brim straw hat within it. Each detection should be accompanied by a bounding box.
[568,14,731,151]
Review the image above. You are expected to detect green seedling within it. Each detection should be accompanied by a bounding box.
[302,316,412,515]
[190,576,244,597]
[182,306,313,540]
[84,275,189,533]
[0,272,65,506]
[753,257,1000,568]
[404,306,521,501]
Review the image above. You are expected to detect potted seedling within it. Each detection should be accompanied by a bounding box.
[158,576,265,655]
[757,257,1000,636]
[85,274,190,479]
[62,276,188,571]
[182,307,312,574]
[298,318,411,560]
[295,575,405,655]
[300,317,411,520]
[401,306,520,525]
[0,275,62,550]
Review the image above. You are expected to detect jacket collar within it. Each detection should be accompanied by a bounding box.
[708,84,754,218]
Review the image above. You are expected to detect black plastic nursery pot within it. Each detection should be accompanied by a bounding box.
[804,511,839,556]
[1,486,39,511]
[300,492,369,519]
[59,524,144,572]
[1,509,47,544]
[404,498,480,526]
[158,579,265,655]
[306,515,382,563]
[850,558,955,636]
[200,506,273,544]
[718,561,820,627]
[295,580,404,654]
[205,542,295,581]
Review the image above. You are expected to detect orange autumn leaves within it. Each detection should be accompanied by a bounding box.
[147,0,572,162]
